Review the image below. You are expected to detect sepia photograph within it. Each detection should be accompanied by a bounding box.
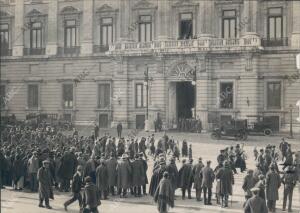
[0,0,300,212]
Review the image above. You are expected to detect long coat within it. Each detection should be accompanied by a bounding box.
[106,157,117,187]
[265,170,281,201]
[178,163,193,188]
[116,159,132,189]
[37,166,53,200]
[83,182,100,209]
[166,163,178,190]
[242,175,256,197]
[193,162,204,189]
[58,152,78,179]
[96,164,108,191]
[215,167,234,196]
[201,166,215,188]
[154,177,174,212]
[131,159,146,186]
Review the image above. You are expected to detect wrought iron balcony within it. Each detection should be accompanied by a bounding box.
[106,36,263,56]
[58,46,81,56]
[261,37,288,47]
[0,48,12,57]
[24,48,46,56]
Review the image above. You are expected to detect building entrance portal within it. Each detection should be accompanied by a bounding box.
[176,82,195,119]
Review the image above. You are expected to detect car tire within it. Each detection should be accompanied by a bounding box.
[263,129,272,136]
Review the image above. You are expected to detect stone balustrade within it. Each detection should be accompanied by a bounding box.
[106,36,263,56]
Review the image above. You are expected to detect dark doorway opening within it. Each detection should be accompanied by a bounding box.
[176,81,195,119]
[99,114,108,128]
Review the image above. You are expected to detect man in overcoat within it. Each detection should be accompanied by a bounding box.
[37,160,53,209]
[193,157,204,201]
[265,164,281,212]
[131,154,145,197]
[201,160,215,205]
[117,154,132,197]
[178,159,193,200]
[242,169,256,202]
[165,158,178,197]
[83,176,101,213]
[215,161,234,208]
[106,153,117,196]
[282,166,297,212]
[244,187,268,213]
[96,159,108,199]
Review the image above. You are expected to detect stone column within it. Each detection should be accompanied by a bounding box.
[118,0,131,41]
[46,0,58,55]
[250,0,258,33]
[197,0,214,38]
[81,0,94,55]
[291,0,300,48]
[157,0,169,40]
[12,0,24,56]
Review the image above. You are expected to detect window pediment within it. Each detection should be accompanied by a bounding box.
[26,9,45,17]
[133,0,157,11]
[60,6,81,15]
[172,0,199,8]
[96,4,118,13]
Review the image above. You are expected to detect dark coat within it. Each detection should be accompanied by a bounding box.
[244,195,268,213]
[154,177,174,212]
[58,152,78,179]
[178,163,193,188]
[201,166,215,188]
[166,163,178,190]
[116,159,132,189]
[265,170,281,200]
[83,182,101,209]
[106,157,117,187]
[37,167,53,200]
[149,165,167,196]
[142,159,148,184]
[96,164,108,190]
[215,167,234,195]
[72,172,83,193]
[242,174,256,197]
[131,158,146,186]
[193,162,204,189]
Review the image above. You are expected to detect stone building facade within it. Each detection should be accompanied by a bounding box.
[1,0,300,132]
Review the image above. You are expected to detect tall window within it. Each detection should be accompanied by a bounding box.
[100,17,113,47]
[64,20,77,47]
[0,85,6,109]
[222,10,237,39]
[139,15,152,42]
[268,8,283,41]
[267,82,281,109]
[135,83,147,108]
[179,13,193,40]
[98,84,110,108]
[30,22,42,49]
[28,84,39,109]
[219,82,233,109]
[0,24,9,51]
[63,84,73,109]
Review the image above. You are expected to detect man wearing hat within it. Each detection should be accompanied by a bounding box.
[27,151,39,192]
[131,154,145,197]
[178,159,193,200]
[96,159,108,200]
[265,164,281,212]
[242,169,256,201]
[166,157,178,197]
[193,157,204,201]
[106,153,118,196]
[83,176,101,213]
[282,166,297,212]
[201,160,215,205]
[37,160,53,209]
[279,138,289,161]
[64,165,83,211]
[116,154,132,198]
[244,187,268,213]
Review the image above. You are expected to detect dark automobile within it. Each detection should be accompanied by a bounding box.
[246,115,274,136]
[211,119,248,141]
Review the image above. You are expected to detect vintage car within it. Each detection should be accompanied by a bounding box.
[246,115,274,136]
[211,119,248,140]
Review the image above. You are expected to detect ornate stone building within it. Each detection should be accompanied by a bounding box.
[1,0,300,132]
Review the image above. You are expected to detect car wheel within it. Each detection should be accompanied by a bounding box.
[264,129,272,136]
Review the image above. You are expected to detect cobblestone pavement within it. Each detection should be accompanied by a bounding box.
[1,131,300,213]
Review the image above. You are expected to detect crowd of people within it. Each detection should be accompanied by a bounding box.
[177,118,202,133]
[0,123,299,213]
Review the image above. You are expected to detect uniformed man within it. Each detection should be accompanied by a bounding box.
[282,166,297,212]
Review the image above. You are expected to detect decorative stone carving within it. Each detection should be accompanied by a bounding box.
[132,0,157,10]
[167,60,194,79]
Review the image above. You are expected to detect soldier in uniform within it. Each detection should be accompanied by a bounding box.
[193,157,204,201]
[242,169,256,202]
[265,164,281,212]
[282,166,297,212]
[201,160,215,205]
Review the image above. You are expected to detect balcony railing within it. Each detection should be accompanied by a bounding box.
[24,48,46,56]
[106,36,263,56]
[0,48,12,56]
[58,46,81,56]
[261,37,288,47]
[93,45,109,53]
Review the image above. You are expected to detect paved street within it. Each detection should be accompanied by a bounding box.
[1,131,300,213]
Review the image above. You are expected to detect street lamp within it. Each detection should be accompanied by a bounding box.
[144,66,152,131]
[288,104,294,139]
